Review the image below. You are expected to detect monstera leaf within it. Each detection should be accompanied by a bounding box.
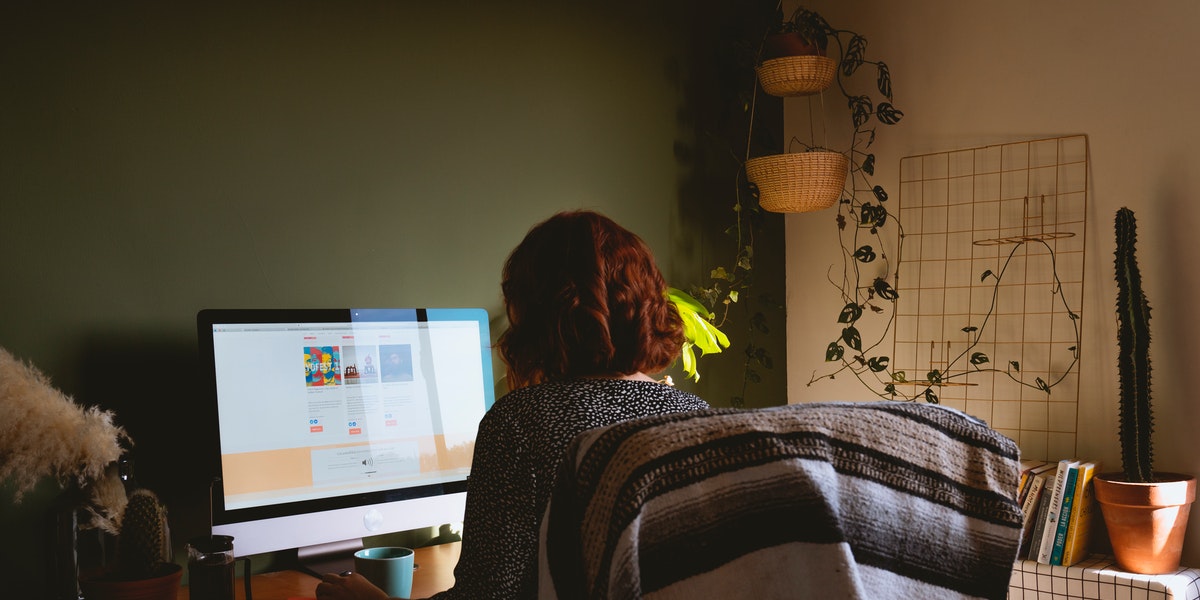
[842,35,867,76]
[877,62,893,99]
[668,287,730,382]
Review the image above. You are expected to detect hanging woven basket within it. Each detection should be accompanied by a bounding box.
[756,55,837,97]
[745,151,848,213]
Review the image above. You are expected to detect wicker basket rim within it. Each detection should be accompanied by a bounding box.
[757,55,837,68]
[745,151,848,164]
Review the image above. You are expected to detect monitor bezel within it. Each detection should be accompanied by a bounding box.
[196,307,494,560]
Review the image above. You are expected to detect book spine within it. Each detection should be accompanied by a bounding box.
[1017,461,1049,505]
[1036,460,1073,564]
[1017,472,1032,505]
[1048,464,1080,565]
[1026,482,1054,560]
[1018,474,1048,556]
[1060,462,1098,566]
[1016,460,1042,503]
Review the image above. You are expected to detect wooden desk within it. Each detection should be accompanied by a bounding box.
[177,542,460,600]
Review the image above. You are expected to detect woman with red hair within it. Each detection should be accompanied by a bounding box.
[318,211,708,600]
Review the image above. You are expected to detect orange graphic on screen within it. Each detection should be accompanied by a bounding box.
[220,435,475,496]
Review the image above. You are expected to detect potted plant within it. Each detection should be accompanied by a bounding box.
[742,5,902,386]
[762,6,828,58]
[685,5,902,406]
[0,346,130,597]
[744,147,848,213]
[78,487,183,600]
[1093,207,1196,574]
[757,6,836,96]
[744,5,901,214]
[0,347,182,597]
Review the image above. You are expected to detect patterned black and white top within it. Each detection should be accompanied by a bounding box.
[428,378,708,600]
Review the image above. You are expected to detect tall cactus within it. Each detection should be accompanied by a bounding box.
[1114,207,1154,483]
[117,488,172,579]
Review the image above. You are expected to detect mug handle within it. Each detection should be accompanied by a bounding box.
[237,556,253,600]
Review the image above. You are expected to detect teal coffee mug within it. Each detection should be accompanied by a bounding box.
[354,546,415,599]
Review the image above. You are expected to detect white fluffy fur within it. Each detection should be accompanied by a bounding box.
[0,346,128,531]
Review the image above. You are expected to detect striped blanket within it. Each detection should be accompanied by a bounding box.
[537,401,1022,600]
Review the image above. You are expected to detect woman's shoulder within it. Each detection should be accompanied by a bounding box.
[625,378,707,401]
[566,379,707,415]
[491,378,707,412]
[620,379,709,407]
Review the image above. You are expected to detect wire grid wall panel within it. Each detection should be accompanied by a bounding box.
[895,135,1087,461]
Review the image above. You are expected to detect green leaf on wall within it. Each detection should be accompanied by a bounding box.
[862,154,876,175]
[842,35,866,76]
[837,302,863,324]
[872,278,898,300]
[877,62,893,99]
[850,95,871,128]
[841,327,862,351]
[877,102,903,125]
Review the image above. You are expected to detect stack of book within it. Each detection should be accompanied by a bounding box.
[1016,458,1100,567]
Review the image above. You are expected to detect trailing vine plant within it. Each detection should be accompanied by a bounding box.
[778,7,1083,403]
[809,234,1082,403]
[690,3,906,406]
[681,0,787,407]
[797,5,908,397]
[742,4,912,396]
[686,167,775,406]
[685,4,1083,405]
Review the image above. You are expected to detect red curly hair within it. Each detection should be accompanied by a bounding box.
[497,211,684,390]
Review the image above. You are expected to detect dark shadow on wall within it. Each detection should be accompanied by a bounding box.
[73,332,219,570]
[0,333,211,597]
[671,0,788,409]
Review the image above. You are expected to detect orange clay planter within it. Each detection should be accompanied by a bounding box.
[1094,472,1196,574]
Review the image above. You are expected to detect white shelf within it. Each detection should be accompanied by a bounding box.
[1009,556,1200,599]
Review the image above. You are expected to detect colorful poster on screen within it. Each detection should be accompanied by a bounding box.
[304,346,341,386]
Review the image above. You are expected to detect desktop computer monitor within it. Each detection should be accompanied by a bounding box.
[196,308,495,573]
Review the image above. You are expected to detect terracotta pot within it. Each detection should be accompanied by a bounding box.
[762,32,825,60]
[1094,472,1196,574]
[78,563,183,600]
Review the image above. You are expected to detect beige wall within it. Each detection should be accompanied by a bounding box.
[785,0,1200,566]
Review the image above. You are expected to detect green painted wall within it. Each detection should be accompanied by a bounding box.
[2,1,690,381]
[1,1,785,593]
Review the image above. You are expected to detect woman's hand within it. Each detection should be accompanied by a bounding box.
[314,571,391,600]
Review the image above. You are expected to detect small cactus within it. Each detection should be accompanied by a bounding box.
[117,488,172,579]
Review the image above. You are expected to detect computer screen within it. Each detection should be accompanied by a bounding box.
[196,308,495,572]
